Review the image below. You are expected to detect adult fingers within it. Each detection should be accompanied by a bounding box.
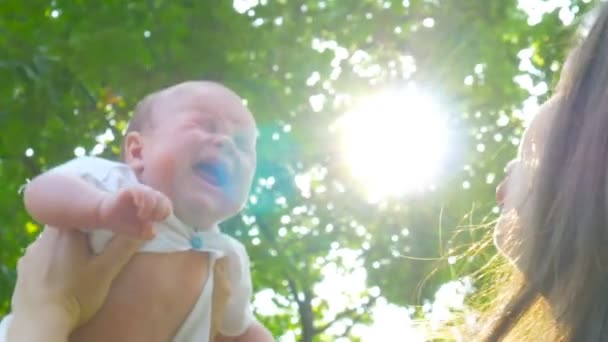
[91,235,143,280]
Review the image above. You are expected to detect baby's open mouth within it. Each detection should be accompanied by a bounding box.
[194,161,229,188]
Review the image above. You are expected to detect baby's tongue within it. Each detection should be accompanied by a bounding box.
[195,164,221,186]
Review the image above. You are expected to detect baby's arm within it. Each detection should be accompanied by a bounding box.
[24,171,171,239]
[215,322,273,342]
[25,172,110,230]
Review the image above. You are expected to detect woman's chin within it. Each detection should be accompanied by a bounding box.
[494,209,526,268]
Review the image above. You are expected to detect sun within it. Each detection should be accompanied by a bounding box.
[337,86,449,201]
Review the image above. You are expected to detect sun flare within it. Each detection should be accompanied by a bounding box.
[338,86,448,201]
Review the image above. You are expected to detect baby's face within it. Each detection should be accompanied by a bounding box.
[133,82,257,228]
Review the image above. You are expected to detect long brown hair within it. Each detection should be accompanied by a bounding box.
[483,3,608,341]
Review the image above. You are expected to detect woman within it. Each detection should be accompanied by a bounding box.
[3,228,143,341]
[486,2,608,340]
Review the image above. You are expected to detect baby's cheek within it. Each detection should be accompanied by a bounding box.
[151,153,181,198]
[234,173,253,202]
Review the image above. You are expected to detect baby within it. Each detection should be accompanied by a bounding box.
[0,81,272,341]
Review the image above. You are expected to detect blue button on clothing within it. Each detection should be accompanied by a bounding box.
[190,235,203,250]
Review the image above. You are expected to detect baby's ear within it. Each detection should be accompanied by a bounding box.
[124,132,145,173]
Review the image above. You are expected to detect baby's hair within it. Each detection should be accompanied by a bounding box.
[120,80,240,159]
[119,91,161,159]
[128,93,158,133]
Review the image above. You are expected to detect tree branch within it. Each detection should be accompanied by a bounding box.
[314,294,380,335]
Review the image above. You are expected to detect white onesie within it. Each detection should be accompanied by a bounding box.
[0,156,254,341]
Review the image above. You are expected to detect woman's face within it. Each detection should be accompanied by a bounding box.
[494,48,577,259]
[493,95,558,258]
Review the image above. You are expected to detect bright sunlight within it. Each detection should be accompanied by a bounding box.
[338,85,449,201]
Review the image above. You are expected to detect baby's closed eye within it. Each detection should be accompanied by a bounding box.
[234,135,252,150]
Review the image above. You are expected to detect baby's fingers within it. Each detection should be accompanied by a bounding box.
[133,188,157,220]
[137,222,156,240]
[151,192,172,222]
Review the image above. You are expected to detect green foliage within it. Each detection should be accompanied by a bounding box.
[0,0,597,340]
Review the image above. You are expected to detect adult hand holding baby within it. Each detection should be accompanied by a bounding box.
[7,228,144,342]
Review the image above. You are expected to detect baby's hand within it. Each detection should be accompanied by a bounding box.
[97,184,173,239]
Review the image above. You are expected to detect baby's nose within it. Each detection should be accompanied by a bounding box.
[211,134,235,152]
